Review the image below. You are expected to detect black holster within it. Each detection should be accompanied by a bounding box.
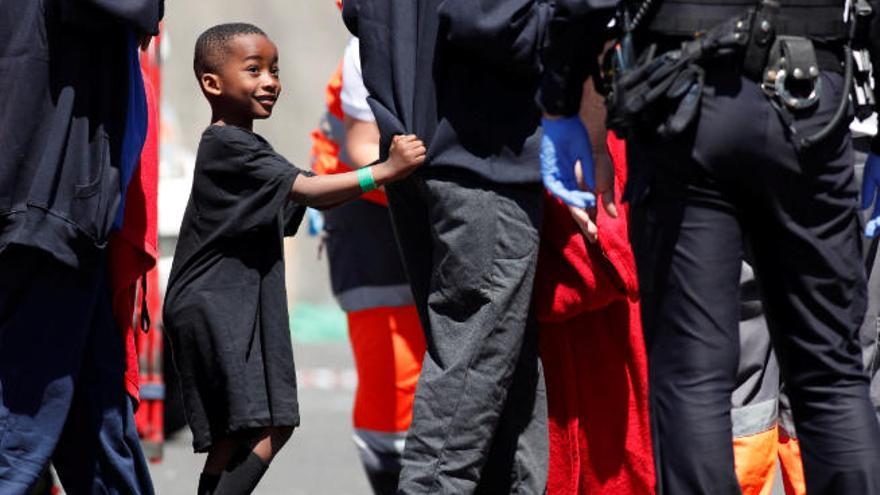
[604,15,750,138]
[604,0,846,142]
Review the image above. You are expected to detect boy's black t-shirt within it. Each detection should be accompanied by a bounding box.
[166,125,305,293]
[163,125,306,451]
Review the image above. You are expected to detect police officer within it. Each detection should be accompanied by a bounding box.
[540,0,880,493]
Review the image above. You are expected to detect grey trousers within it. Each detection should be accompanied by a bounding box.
[385,170,548,495]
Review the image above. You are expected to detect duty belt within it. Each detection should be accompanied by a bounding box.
[603,0,872,149]
[646,0,848,40]
[603,13,751,138]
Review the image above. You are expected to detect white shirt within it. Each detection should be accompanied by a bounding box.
[340,37,376,123]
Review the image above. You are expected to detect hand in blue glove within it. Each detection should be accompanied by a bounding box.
[862,153,880,238]
[541,116,597,209]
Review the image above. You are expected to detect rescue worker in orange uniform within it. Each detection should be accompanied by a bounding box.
[310,33,426,495]
[731,261,806,495]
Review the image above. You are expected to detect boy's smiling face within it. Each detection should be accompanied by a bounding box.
[201,33,281,125]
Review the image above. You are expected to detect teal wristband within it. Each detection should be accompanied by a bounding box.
[357,166,378,192]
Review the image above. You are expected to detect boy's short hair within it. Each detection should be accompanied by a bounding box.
[193,23,267,79]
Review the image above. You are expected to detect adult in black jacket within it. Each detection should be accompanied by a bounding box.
[0,1,161,493]
[343,1,550,493]
[540,0,880,493]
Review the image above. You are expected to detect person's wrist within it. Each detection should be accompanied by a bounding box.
[370,161,392,186]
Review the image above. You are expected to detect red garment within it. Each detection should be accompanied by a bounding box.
[107,69,159,405]
[535,133,655,494]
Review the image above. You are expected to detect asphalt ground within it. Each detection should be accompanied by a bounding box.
[149,340,371,495]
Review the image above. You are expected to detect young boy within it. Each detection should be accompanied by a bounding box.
[163,23,425,495]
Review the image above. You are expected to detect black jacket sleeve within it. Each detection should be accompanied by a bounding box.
[60,0,163,35]
[437,0,552,74]
[538,1,614,116]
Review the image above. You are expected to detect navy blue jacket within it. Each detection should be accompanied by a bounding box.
[343,0,552,183]
[0,0,162,268]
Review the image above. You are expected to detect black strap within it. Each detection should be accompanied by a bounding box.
[742,0,779,78]
[647,2,847,38]
[140,274,151,333]
[866,236,879,277]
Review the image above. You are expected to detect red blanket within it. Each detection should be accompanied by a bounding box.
[535,133,655,494]
[107,70,159,405]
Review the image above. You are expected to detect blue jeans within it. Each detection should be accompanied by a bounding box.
[0,246,154,495]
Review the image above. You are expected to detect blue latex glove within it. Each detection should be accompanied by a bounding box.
[541,116,596,209]
[306,207,324,237]
[862,153,880,238]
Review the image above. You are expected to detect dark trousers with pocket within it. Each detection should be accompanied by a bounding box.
[0,246,154,495]
[627,66,880,494]
[386,170,548,495]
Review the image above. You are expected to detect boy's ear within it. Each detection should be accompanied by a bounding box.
[200,73,222,97]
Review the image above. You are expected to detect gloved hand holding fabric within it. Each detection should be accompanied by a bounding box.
[862,153,880,237]
[541,116,597,209]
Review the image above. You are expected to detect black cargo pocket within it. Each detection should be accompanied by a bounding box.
[74,135,107,199]
[70,134,110,239]
[487,188,541,297]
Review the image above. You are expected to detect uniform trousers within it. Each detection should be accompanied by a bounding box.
[0,246,153,495]
[627,64,880,494]
[347,305,425,495]
[386,170,548,495]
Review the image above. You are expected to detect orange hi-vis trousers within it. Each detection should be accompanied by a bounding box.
[347,305,425,454]
[734,425,805,495]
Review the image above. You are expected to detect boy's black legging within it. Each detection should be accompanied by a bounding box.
[213,452,268,495]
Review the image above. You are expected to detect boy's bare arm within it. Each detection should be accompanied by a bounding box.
[291,134,425,209]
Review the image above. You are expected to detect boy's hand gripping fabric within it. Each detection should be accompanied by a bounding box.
[541,116,597,209]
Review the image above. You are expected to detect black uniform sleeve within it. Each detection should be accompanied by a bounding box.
[538,1,613,116]
[437,0,552,74]
[59,0,163,35]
